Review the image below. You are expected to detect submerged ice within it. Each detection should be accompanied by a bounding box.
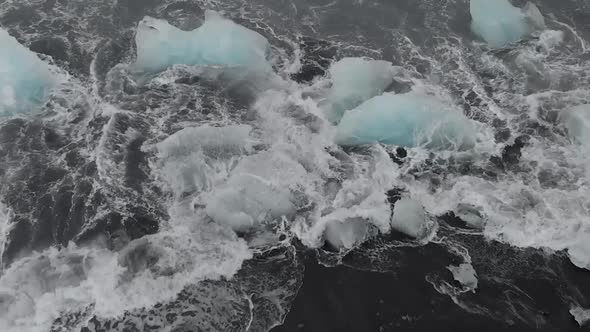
[0,28,55,115]
[135,11,271,73]
[326,57,396,122]
[470,0,545,47]
[336,92,476,149]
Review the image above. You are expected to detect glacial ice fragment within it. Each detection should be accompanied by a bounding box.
[561,105,590,146]
[156,124,253,195]
[390,198,430,238]
[0,28,55,115]
[335,92,475,149]
[470,0,545,48]
[448,263,478,290]
[324,218,369,250]
[205,151,306,233]
[568,235,590,271]
[205,174,295,233]
[135,11,271,72]
[327,57,395,122]
[570,306,590,327]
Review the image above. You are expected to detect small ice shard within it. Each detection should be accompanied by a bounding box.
[470,0,545,48]
[561,105,590,146]
[391,198,430,238]
[135,11,271,72]
[324,218,369,250]
[570,306,590,327]
[326,57,396,122]
[0,28,55,115]
[448,263,478,290]
[335,92,475,149]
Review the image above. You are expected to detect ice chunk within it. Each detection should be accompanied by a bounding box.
[448,263,478,290]
[135,11,271,72]
[324,218,369,250]
[570,306,590,327]
[537,30,564,53]
[522,2,546,30]
[0,28,55,115]
[335,92,475,149]
[205,151,307,232]
[470,0,544,48]
[326,57,395,122]
[391,198,430,238]
[568,234,590,270]
[455,203,486,229]
[157,124,253,160]
[156,124,253,195]
[205,174,295,233]
[561,105,590,146]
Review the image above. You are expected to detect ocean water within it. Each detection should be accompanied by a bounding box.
[1,0,590,331]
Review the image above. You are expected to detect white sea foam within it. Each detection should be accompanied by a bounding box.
[0,215,251,332]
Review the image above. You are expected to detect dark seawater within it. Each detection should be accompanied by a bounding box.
[1,0,590,331]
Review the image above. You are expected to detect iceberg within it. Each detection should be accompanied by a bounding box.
[335,92,475,149]
[0,28,55,115]
[326,57,395,122]
[135,11,271,73]
[561,105,590,146]
[470,0,545,48]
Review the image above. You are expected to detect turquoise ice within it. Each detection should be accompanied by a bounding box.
[470,0,545,48]
[327,57,395,122]
[135,11,271,73]
[335,92,476,149]
[0,28,55,116]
